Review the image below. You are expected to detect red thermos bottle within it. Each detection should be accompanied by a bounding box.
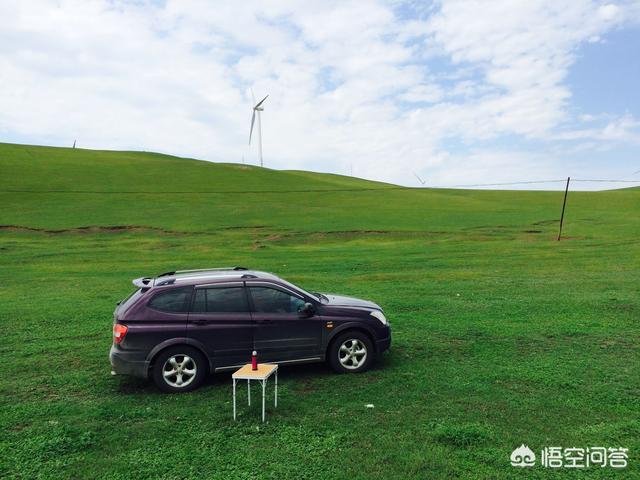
[251,350,258,370]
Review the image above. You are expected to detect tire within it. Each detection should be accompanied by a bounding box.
[152,346,208,393]
[328,331,375,373]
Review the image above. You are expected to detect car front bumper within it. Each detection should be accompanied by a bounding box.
[109,345,148,378]
[376,327,391,354]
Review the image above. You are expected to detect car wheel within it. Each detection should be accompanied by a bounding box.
[329,331,374,373]
[152,346,207,393]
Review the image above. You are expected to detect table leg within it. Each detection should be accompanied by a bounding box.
[247,379,251,406]
[262,379,266,422]
[233,378,236,421]
[275,370,278,408]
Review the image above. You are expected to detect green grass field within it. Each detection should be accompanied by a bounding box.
[1,142,638,479]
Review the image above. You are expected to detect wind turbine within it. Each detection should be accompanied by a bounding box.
[413,172,426,186]
[249,90,269,167]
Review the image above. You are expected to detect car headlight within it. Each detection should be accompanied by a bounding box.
[370,310,388,326]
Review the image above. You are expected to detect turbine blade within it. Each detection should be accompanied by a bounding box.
[255,94,269,109]
[251,88,256,105]
[249,111,256,144]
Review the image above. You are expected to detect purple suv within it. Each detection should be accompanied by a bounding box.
[110,267,391,392]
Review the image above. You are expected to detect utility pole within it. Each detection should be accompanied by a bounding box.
[557,177,570,241]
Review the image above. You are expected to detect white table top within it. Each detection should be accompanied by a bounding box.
[232,363,278,380]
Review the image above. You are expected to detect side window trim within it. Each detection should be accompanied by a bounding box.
[246,281,305,301]
[195,281,245,289]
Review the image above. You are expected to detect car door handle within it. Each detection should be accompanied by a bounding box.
[256,319,271,324]
[192,319,207,325]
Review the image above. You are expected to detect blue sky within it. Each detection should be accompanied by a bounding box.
[568,28,639,114]
[0,0,639,189]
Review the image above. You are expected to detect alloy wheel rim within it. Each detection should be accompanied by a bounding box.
[338,339,367,370]
[162,354,197,388]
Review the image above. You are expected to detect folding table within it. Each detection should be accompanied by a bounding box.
[232,363,278,422]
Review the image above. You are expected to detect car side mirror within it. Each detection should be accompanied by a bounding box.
[299,302,315,317]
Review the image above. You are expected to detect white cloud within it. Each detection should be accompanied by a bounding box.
[422,0,636,138]
[0,0,638,189]
[598,3,621,21]
[552,113,640,143]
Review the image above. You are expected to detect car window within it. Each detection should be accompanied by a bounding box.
[250,287,305,314]
[192,287,249,313]
[117,288,142,313]
[148,287,191,313]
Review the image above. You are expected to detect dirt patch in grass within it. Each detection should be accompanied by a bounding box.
[294,381,318,394]
[252,233,283,249]
[432,423,493,447]
[463,225,510,231]
[222,225,268,230]
[257,230,452,247]
[10,423,31,432]
[557,236,587,241]
[0,224,191,235]
[600,338,637,349]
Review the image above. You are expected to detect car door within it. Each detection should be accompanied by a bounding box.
[248,282,323,362]
[186,282,253,368]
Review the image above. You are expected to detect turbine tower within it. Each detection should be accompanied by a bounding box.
[249,90,269,167]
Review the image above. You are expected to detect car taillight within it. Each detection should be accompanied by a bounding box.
[113,324,128,344]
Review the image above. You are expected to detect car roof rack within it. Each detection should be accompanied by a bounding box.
[172,266,248,275]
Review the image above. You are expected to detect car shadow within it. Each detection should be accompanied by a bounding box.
[113,353,394,394]
[113,375,159,395]
[207,361,332,386]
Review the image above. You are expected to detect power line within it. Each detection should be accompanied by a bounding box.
[0,179,638,195]
[571,179,640,183]
[440,179,567,188]
[0,187,402,195]
[432,179,640,188]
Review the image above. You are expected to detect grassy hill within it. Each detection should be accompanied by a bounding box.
[1,142,638,479]
[1,142,637,236]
